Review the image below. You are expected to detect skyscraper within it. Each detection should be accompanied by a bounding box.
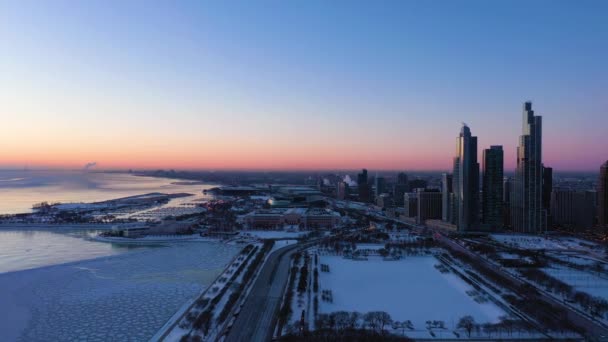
[336,181,349,200]
[417,189,443,225]
[453,124,480,231]
[551,189,596,230]
[393,172,409,206]
[482,146,504,230]
[599,161,608,227]
[512,102,545,234]
[542,166,553,229]
[374,175,386,198]
[441,173,453,222]
[503,177,513,228]
[357,169,371,203]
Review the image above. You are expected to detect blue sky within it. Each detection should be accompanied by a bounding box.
[1,1,606,170]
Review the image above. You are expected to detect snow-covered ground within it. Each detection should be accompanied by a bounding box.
[491,234,563,250]
[491,234,602,254]
[0,242,240,341]
[317,255,506,335]
[239,230,306,239]
[543,265,608,298]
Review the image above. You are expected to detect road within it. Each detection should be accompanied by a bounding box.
[223,242,303,342]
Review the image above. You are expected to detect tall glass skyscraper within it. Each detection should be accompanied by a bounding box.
[512,102,545,233]
[453,124,479,231]
[482,146,504,230]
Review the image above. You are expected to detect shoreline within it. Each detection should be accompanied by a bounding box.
[0,223,128,231]
[0,239,238,341]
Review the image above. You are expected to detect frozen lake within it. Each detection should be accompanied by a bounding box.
[0,229,147,273]
[0,241,240,341]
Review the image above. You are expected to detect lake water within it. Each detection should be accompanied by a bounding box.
[0,170,216,273]
[0,170,215,214]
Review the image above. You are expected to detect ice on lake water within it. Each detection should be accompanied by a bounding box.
[0,242,240,341]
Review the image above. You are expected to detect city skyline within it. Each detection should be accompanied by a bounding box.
[1,1,607,171]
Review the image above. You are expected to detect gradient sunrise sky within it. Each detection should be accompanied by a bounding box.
[1,1,606,171]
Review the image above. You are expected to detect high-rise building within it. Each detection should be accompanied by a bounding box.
[441,173,453,222]
[453,124,480,231]
[551,189,596,230]
[417,189,443,224]
[542,166,553,229]
[357,169,371,203]
[599,161,608,228]
[503,177,513,228]
[403,192,418,218]
[336,181,349,200]
[375,175,386,198]
[512,102,545,233]
[482,146,504,230]
[393,172,409,206]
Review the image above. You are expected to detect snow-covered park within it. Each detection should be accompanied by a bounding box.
[0,242,240,341]
[543,265,608,298]
[317,255,506,336]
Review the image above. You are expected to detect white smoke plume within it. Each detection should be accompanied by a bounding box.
[83,162,97,171]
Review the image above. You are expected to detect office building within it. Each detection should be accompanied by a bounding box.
[417,189,443,224]
[551,189,596,230]
[357,169,371,203]
[542,166,553,229]
[441,173,453,222]
[375,175,386,198]
[404,192,418,218]
[599,161,608,227]
[482,146,504,230]
[503,177,513,228]
[336,181,349,200]
[393,172,409,206]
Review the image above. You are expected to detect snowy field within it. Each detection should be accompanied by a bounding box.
[0,242,240,341]
[318,256,506,334]
[543,265,608,298]
[491,234,601,253]
[239,230,306,239]
[491,234,563,250]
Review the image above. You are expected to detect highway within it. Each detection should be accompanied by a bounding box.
[223,242,303,342]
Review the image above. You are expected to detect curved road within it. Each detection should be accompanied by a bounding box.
[223,242,303,342]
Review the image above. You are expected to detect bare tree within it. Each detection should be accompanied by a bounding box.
[457,315,475,338]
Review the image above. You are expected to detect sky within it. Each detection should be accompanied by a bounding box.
[1,0,607,172]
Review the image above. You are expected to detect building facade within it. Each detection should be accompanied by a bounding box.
[441,173,453,222]
[244,208,340,230]
[453,124,480,231]
[512,102,545,234]
[482,146,504,230]
[542,166,553,229]
[417,190,443,224]
[336,181,349,200]
[403,192,418,218]
[357,169,371,203]
[393,172,409,206]
[551,189,596,230]
[599,161,608,227]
